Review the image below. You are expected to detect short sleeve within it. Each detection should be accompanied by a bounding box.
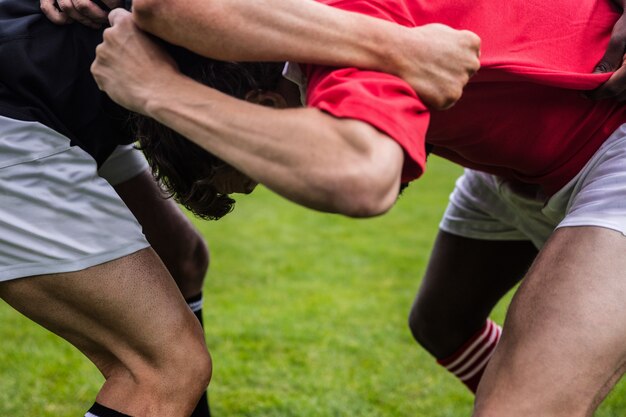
[305,66,430,183]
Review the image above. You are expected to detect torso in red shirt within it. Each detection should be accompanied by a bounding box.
[305,0,626,194]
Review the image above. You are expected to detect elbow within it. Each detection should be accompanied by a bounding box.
[329,122,404,218]
[340,197,395,219]
[132,0,158,19]
[132,0,163,30]
[333,179,398,218]
[283,114,405,218]
[133,0,210,32]
[325,158,402,219]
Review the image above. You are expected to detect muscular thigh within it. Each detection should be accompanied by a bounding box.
[100,145,208,295]
[0,248,200,374]
[475,226,626,417]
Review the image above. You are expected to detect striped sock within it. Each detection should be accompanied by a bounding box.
[187,294,204,319]
[85,403,131,417]
[437,319,502,393]
[186,294,211,417]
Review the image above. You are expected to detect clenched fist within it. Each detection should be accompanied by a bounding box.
[40,0,123,28]
[91,9,179,114]
[392,24,481,110]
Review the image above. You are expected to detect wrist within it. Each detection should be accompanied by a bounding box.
[376,24,416,79]
[144,85,176,122]
[143,73,188,120]
[338,13,402,74]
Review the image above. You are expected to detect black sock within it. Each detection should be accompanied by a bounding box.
[85,402,131,417]
[187,293,211,417]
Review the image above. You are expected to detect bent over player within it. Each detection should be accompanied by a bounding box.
[0,1,213,416]
[3,0,481,416]
[92,0,626,416]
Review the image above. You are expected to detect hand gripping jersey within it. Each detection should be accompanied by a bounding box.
[0,0,134,165]
[306,0,626,195]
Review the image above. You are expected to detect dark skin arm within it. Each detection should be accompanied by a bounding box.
[586,0,626,100]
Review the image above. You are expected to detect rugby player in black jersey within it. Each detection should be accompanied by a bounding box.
[0,1,215,416]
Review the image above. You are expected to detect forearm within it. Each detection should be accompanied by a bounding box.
[144,76,403,217]
[132,0,403,73]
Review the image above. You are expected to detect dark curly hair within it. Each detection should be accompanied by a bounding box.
[134,50,284,220]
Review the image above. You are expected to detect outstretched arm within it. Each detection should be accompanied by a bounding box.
[43,0,480,109]
[93,9,405,217]
[130,0,480,109]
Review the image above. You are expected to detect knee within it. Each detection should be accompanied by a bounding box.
[182,234,210,288]
[161,314,213,391]
[153,321,212,408]
[102,324,212,413]
[168,340,212,400]
[156,330,212,414]
[408,298,441,351]
[169,233,210,298]
[408,296,486,358]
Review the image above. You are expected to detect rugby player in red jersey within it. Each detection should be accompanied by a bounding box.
[90,0,626,415]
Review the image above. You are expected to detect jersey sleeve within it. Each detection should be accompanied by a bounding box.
[304,66,430,183]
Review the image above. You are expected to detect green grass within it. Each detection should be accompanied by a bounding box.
[0,157,624,416]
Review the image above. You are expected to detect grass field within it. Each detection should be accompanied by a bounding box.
[0,156,624,416]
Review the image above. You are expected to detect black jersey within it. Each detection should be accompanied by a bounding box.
[0,0,133,165]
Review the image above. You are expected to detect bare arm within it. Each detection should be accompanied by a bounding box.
[44,0,480,109]
[93,9,404,217]
[132,0,480,109]
[147,81,405,217]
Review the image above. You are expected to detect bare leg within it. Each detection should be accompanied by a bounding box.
[474,227,626,417]
[114,170,212,417]
[113,171,209,299]
[0,248,211,417]
[409,230,537,358]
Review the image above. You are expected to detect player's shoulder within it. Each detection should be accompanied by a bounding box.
[0,0,44,35]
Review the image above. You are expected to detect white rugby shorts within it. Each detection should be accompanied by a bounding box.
[0,115,150,281]
[440,124,626,249]
[98,142,149,186]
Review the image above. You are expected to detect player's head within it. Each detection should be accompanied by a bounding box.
[135,57,285,220]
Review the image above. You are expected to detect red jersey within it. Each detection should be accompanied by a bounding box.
[305,0,626,194]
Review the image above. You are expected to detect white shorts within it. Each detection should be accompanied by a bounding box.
[98,142,150,186]
[440,124,626,249]
[0,115,150,282]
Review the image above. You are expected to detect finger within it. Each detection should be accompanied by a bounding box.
[56,0,101,28]
[594,37,626,73]
[461,30,482,55]
[90,0,112,12]
[593,18,626,73]
[70,0,108,21]
[102,0,125,9]
[40,0,74,24]
[108,7,131,26]
[586,64,626,99]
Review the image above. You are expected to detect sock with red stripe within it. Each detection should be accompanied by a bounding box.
[437,319,502,393]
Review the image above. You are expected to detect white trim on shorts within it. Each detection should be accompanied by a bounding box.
[98,143,150,186]
[0,116,150,281]
[439,123,626,249]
